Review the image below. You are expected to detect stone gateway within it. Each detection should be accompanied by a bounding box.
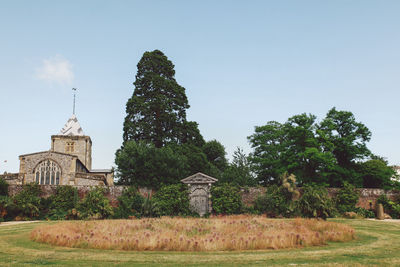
[181,172,218,216]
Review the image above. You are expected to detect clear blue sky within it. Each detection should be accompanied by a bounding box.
[1,1,400,173]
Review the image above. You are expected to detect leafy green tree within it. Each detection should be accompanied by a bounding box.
[221,148,256,186]
[248,121,286,185]
[249,108,375,187]
[170,143,210,176]
[115,141,187,188]
[319,107,371,186]
[202,140,228,172]
[248,114,335,186]
[123,50,202,148]
[282,114,336,185]
[117,50,225,187]
[359,159,395,189]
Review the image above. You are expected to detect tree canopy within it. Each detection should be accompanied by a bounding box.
[123,50,203,148]
[248,108,374,187]
[116,50,227,187]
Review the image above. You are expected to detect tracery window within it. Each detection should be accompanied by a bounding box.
[34,160,61,185]
[65,142,75,153]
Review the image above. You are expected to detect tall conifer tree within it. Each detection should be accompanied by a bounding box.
[123,50,202,148]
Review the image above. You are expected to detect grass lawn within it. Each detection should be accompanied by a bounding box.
[0,219,399,267]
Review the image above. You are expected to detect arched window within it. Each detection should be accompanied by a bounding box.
[34,160,61,185]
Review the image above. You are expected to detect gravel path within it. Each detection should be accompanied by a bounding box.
[0,221,40,227]
[367,218,400,223]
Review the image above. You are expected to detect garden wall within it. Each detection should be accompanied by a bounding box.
[240,187,400,210]
[7,185,400,210]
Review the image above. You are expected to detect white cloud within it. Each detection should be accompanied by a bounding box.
[35,55,74,85]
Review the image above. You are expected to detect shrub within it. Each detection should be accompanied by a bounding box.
[0,177,8,196]
[298,185,336,219]
[377,194,400,219]
[152,184,191,216]
[77,187,113,219]
[254,185,293,217]
[0,196,13,221]
[141,194,159,217]
[354,207,375,218]
[47,186,78,220]
[113,186,144,218]
[253,173,299,217]
[211,183,242,215]
[13,183,42,219]
[343,211,358,219]
[335,182,359,213]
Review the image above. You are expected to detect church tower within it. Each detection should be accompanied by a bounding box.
[51,114,92,170]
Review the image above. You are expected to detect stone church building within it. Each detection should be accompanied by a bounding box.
[4,115,113,186]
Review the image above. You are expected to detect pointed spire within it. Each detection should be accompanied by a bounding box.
[72,88,77,115]
[59,114,84,136]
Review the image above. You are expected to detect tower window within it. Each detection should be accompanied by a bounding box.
[65,142,75,153]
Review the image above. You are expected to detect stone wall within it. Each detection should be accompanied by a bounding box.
[240,187,266,206]
[327,188,400,210]
[240,186,400,210]
[0,173,21,185]
[6,184,400,211]
[7,185,127,207]
[74,172,107,186]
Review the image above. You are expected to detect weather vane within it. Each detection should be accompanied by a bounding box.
[72,88,77,115]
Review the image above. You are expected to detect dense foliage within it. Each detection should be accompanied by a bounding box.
[220,148,256,186]
[115,141,187,187]
[13,183,43,219]
[254,173,300,217]
[123,50,203,148]
[152,184,191,216]
[335,182,360,213]
[0,195,12,221]
[202,140,228,173]
[211,184,243,215]
[77,187,114,219]
[297,185,336,219]
[248,108,380,187]
[0,177,8,196]
[359,159,396,189]
[47,186,78,220]
[113,186,144,218]
[116,50,228,187]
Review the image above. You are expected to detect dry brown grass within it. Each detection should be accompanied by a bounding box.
[30,215,355,251]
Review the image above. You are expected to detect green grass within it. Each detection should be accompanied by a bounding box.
[0,219,399,266]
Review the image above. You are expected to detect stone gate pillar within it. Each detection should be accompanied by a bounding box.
[181,172,218,216]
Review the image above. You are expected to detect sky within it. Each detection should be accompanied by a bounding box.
[1,1,400,173]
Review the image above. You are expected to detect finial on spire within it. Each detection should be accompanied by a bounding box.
[72,88,77,115]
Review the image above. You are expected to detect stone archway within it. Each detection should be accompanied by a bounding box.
[181,172,218,216]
